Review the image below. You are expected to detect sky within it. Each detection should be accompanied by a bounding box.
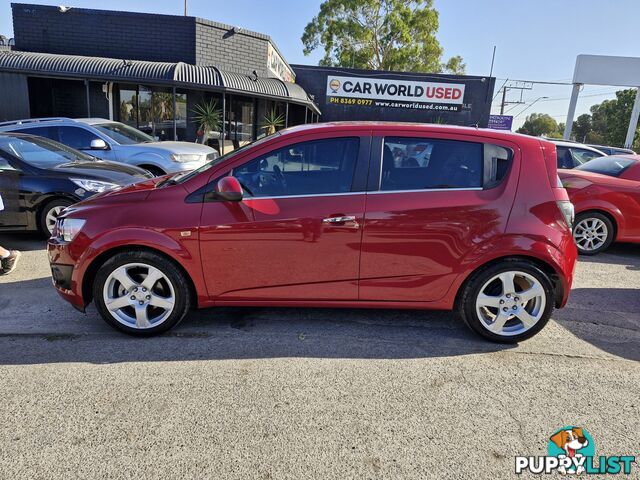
[1,0,639,130]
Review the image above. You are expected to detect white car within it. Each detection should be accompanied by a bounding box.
[546,139,606,169]
[0,117,218,176]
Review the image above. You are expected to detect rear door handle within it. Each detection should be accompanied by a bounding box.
[322,215,359,228]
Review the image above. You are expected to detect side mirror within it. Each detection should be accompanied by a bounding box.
[216,176,243,202]
[90,139,109,150]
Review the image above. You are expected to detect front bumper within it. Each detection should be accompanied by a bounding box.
[48,239,86,311]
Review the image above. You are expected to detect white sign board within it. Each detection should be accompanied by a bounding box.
[267,43,295,83]
[573,54,640,87]
[325,75,465,111]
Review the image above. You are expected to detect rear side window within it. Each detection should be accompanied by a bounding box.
[556,146,575,169]
[381,137,485,191]
[12,126,56,140]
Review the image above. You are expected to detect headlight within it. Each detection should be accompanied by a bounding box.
[71,178,119,193]
[170,153,206,163]
[56,218,86,242]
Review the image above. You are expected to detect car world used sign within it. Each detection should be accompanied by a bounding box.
[326,75,465,112]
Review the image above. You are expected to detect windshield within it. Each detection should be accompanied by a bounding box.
[92,122,155,145]
[0,135,95,168]
[169,133,281,185]
[575,156,636,177]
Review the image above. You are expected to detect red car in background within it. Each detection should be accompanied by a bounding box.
[48,123,577,343]
[559,155,640,255]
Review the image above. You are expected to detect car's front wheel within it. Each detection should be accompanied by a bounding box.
[458,260,555,343]
[93,251,191,336]
[39,198,73,237]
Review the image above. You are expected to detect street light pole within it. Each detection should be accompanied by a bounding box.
[184,0,187,16]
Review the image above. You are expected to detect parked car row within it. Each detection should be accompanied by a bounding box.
[0,117,218,176]
[1,120,637,342]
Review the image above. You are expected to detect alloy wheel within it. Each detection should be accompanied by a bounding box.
[45,206,66,234]
[573,217,608,252]
[475,271,546,337]
[102,263,176,329]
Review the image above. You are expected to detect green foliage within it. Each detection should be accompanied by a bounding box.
[589,89,639,149]
[192,99,222,144]
[516,113,560,137]
[261,109,286,135]
[302,0,464,74]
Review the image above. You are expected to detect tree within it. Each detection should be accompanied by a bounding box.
[516,113,560,137]
[572,114,592,143]
[302,0,465,74]
[589,89,640,149]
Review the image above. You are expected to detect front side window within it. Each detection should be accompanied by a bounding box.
[234,137,359,197]
[92,122,154,145]
[381,137,483,191]
[570,148,602,165]
[54,127,100,150]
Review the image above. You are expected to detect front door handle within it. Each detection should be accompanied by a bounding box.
[322,215,359,228]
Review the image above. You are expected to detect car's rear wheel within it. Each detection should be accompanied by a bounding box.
[573,212,614,255]
[39,198,73,237]
[93,251,191,336]
[458,260,555,343]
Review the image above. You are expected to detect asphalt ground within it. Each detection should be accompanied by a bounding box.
[0,232,638,479]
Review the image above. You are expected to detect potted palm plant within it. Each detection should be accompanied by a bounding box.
[261,109,285,136]
[192,99,222,145]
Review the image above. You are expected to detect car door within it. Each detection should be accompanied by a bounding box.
[0,154,27,229]
[54,126,119,162]
[359,132,519,303]
[198,133,370,301]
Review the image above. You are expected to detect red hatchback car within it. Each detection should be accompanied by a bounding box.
[48,123,577,343]
[559,155,640,255]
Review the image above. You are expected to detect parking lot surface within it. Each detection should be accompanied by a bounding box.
[0,233,638,479]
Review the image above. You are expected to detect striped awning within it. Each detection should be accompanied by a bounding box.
[0,50,320,113]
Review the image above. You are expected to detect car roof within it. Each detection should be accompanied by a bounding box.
[280,121,548,145]
[546,138,606,153]
[75,118,112,125]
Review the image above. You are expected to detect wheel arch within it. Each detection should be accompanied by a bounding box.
[454,254,564,309]
[82,244,198,308]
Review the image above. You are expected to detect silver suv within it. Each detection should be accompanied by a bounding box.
[0,118,218,175]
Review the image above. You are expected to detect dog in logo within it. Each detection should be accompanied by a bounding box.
[550,427,589,474]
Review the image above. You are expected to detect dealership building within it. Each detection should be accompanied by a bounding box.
[0,3,495,151]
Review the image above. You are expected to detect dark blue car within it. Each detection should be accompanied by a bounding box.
[0,133,151,236]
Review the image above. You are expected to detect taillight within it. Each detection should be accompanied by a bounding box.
[556,200,575,230]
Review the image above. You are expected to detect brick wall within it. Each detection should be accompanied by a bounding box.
[10,3,288,77]
[195,20,269,76]
[11,3,196,63]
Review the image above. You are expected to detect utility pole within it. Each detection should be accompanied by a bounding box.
[184,0,187,16]
[500,87,508,114]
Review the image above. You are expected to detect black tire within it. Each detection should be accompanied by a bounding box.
[458,259,555,343]
[140,165,166,177]
[93,251,191,336]
[38,198,73,237]
[573,211,615,256]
